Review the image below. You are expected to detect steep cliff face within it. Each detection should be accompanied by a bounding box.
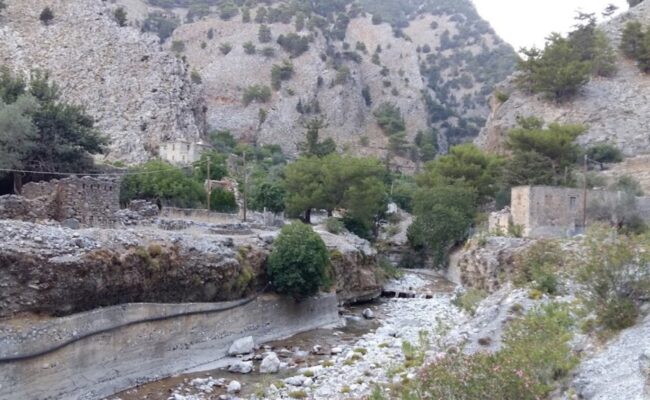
[476,2,650,157]
[118,0,515,166]
[0,0,206,164]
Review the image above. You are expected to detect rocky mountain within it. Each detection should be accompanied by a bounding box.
[116,0,516,167]
[476,2,650,160]
[0,0,206,164]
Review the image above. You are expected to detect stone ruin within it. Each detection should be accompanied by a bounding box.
[0,176,120,228]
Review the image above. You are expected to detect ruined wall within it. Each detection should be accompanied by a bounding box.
[0,294,339,400]
[488,207,511,234]
[22,176,120,227]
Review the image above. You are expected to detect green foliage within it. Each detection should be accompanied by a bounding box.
[219,1,238,20]
[242,84,272,106]
[0,66,26,105]
[243,41,256,55]
[576,226,650,331]
[271,60,294,90]
[120,160,205,208]
[325,217,344,234]
[494,90,509,103]
[171,40,186,53]
[408,185,477,267]
[621,21,645,59]
[407,303,576,400]
[142,12,179,43]
[0,96,39,174]
[250,182,285,213]
[586,144,623,163]
[513,240,563,295]
[418,143,503,204]
[268,222,330,300]
[452,288,487,315]
[241,7,251,23]
[504,117,585,187]
[114,7,128,27]
[373,102,408,157]
[413,129,438,162]
[192,150,227,181]
[298,118,336,157]
[190,69,202,84]
[277,33,310,57]
[219,42,233,55]
[210,187,238,213]
[40,7,54,25]
[258,24,272,43]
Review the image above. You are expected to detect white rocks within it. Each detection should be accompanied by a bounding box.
[292,350,309,363]
[330,347,343,355]
[226,380,241,394]
[228,336,254,356]
[362,308,375,319]
[227,360,253,374]
[284,375,311,387]
[259,352,280,374]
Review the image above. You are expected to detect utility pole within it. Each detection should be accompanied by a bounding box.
[206,155,211,211]
[582,154,588,230]
[242,151,248,222]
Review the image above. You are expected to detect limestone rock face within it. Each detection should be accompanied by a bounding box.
[0,0,205,164]
[476,2,650,158]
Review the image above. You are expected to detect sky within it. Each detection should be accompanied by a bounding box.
[472,0,629,50]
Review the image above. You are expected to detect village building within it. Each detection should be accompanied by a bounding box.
[159,140,211,165]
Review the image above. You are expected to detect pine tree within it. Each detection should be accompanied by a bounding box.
[621,21,645,59]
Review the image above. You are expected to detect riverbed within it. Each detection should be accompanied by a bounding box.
[107,272,462,400]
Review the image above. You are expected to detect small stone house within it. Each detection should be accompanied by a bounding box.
[159,140,211,165]
[489,185,650,238]
[21,176,120,227]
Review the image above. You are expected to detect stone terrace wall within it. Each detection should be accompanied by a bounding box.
[22,176,120,227]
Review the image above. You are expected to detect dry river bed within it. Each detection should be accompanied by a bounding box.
[107,272,463,400]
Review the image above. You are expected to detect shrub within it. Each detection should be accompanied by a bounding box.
[261,47,276,58]
[576,226,650,331]
[268,222,330,300]
[514,240,563,295]
[277,33,309,58]
[408,303,576,400]
[210,187,238,213]
[452,288,488,315]
[242,85,272,106]
[190,69,202,84]
[258,24,272,43]
[586,144,623,163]
[243,41,256,55]
[171,40,185,53]
[142,12,178,43]
[219,1,238,20]
[371,14,382,25]
[219,42,233,55]
[325,217,344,234]
[40,7,54,25]
[495,90,509,103]
[114,7,127,27]
[271,60,294,90]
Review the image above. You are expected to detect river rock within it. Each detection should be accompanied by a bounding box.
[331,346,343,355]
[228,361,253,374]
[278,348,292,358]
[260,352,280,374]
[362,308,375,319]
[284,375,311,387]
[227,380,241,393]
[292,350,309,363]
[228,336,254,355]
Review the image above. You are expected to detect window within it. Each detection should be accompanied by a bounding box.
[569,196,577,210]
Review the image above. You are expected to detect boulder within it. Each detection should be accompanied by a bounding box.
[260,352,280,374]
[228,336,254,356]
[362,308,375,319]
[227,380,241,393]
[227,360,253,374]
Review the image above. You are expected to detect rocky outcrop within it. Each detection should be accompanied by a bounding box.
[0,220,266,317]
[476,2,650,158]
[449,236,533,292]
[0,0,205,163]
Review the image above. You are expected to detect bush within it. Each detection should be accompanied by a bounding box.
[514,240,563,295]
[495,90,509,103]
[271,60,294,90]
[242,85,272,106]
[142,12,178,43]
[258,24,272,43]
[586,144,623,163]
[190,69,202,84]
[405,303,576,400]
[171,40,185,53]
[452,288,487,315]
[576,226,650,331]
[325,217,344,234]
[114,7,127,27]
[268,222,330,300]
[219,42,233,55]
[210,187,238,213]
[277,33,309,58]
[243,41,256,55]
[219,1,238,20]
[40,7,54,25]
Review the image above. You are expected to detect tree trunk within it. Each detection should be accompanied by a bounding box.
[304,208,311,224]
[13,172,22,195]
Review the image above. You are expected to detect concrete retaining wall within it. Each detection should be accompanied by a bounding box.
[0,293,339,400]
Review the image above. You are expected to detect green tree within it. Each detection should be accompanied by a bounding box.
[258,24,272,43]
[504,117,586,186]
[268,222,330,300]
[298,118,336,157]
[114,7,127,27]
[219,1,238,20]
[243,84,272,105]
[0,66,26,104]
[638,29,650,73]
[418,143,503,204]
[120,160,205,208]
[283,156,326,223]
[408,185,477,267]
[210,187,238,213]
[192,150,228,182]
[271,60,294,90]
[0,96,40,183]
[250,182,285,213]
[40,7,54,25]
[587,144,623,163]
[621,21,645,59]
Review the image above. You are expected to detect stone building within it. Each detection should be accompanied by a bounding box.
[159,140,211,165]
[21,176,120,227]
[489,185,650,238]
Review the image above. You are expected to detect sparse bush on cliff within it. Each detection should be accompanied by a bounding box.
[242,84,272,106]
[586,143,623,163]
[271,60,294,90]
[114,7,127,27]
[40,7,54,25]
[268,222,330,300]
[219,42,233,55]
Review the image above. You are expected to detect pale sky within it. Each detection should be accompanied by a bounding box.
[472,0,629,50]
